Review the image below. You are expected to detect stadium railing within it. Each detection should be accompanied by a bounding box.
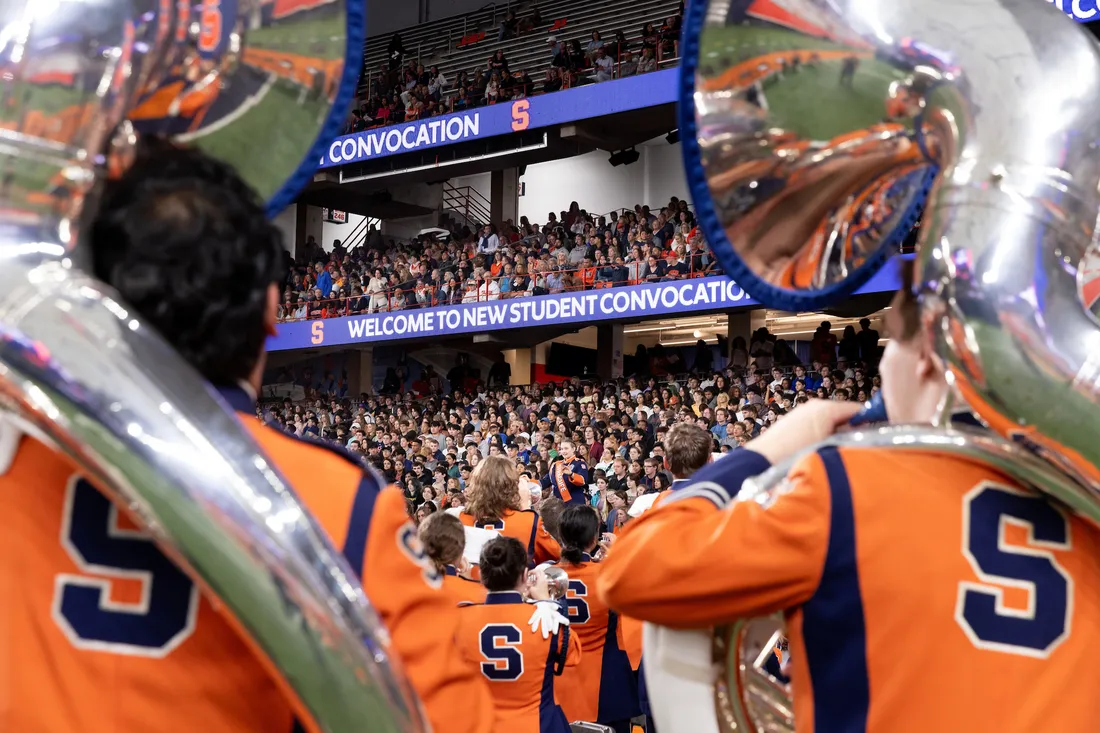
[279,258,723,322]
[351,0,681,128]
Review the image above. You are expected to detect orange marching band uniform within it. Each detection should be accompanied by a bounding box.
[0,385,493,733]
[456,590,582,733]
[542,457,589,505]
[444,565,488,605]
[553,553,640,728]
[459,508,562,568]
[598,446,1100,732]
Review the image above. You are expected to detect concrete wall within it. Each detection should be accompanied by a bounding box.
[517,139,688,224]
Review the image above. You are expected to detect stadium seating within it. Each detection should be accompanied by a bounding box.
[356,0,683,104]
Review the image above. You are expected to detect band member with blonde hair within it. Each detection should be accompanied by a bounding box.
[599,261,1100,732]
[542,439,589,505]
[461,455,560,567]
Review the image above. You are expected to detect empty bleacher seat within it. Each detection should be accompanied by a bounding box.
[457,32,486,48]
[356,0,682,104]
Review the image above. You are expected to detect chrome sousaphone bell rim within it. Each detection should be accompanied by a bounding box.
[0,1,426,731]
[675,0,936,314]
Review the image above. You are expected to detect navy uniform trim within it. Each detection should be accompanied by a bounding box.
[597,610,642,722]
[665,448,772,509]
[801,446,870,733]
[341,473,380,577]
[216,385,372,473]
[218,383,383,578]
[484,590,526,605]
[217,385,257,414]
[525,509,540,566]
[281,427,371,471]
[541,629,573,733]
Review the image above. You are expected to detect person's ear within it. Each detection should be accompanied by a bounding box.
[264,283,279,337]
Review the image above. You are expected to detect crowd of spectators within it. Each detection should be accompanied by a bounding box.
[278,196,720,321]
[344,6,684,134]
[261,330,883,525]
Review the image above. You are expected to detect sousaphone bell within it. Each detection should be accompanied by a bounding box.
[645,0,1100,731]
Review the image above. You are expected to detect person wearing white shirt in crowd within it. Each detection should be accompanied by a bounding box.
[477,223,500,254]
[367,267,388,312]
[478,270,501,301]
[427,65,447,97]
[567,235,588,266]
[594,49,614,82]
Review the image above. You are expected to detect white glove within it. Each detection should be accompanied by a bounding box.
[528,600,569,640]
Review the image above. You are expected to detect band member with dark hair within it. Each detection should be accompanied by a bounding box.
[542,439,588,505]
[1,138,492,733]
[600,261,1100,731]
[553,505,639,733]
[457,536,581,733]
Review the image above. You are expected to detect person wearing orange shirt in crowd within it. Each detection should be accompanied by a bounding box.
[460,455,561,568]
[421,511,485,605]
[0,139,492,733]
[552,506,640,733]
[599,261,1100,732]
[456,536,581,733]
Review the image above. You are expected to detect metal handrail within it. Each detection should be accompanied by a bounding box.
[356,0,681,98]
[442,183,493,227]
[340,215,370,251]
[278,256,723,323]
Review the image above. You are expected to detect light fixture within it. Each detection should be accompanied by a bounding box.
[693,329,703,339]
[608,147,641,167]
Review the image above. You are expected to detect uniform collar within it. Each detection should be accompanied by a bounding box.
[484,591,526,605]
[217,382,257,414]
[445,565,458,576]
[581,552,593,562]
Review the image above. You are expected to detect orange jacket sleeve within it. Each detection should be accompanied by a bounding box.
[533,517,562,565]
[361,485,494,733]
[597,450,832,628]
[559,625,583,670]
